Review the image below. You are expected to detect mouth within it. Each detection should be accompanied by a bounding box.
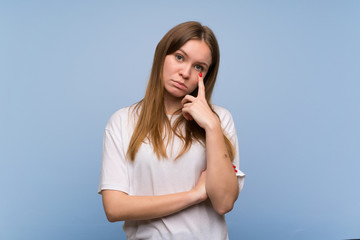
[172,80,187,90]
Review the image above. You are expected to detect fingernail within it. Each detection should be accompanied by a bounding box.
[235,170,238,173]
[199,72,202,77]
[232,165,236,168]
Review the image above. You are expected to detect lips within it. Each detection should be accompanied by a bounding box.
[172,80,187,90]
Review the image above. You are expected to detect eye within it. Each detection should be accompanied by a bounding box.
[195,65,203,71]
[175,54,183,61]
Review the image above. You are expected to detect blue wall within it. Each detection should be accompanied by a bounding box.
[1,1,359,239]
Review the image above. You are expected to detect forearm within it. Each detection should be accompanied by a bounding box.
[102,189,202,222]
[205,122,239,215]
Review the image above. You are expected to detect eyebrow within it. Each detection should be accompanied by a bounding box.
[178,49,210,69]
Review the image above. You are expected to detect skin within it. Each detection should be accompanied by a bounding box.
[102,39,239,222]
[163,40,239,213]
[162,39,212,115]
[181,74,239,214]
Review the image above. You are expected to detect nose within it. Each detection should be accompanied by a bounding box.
[179,63,191,79]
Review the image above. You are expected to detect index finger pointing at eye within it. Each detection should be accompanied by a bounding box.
[197,72,205,98]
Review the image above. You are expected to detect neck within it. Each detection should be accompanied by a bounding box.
[163,91,182,115]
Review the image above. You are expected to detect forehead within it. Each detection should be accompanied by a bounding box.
[178,40,212,65]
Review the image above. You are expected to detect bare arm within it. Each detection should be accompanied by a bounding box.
[102,171,207,222]
[204,123,239,215]
[181,73,239,215]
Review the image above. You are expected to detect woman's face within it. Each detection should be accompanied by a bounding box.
[162,39,212,99]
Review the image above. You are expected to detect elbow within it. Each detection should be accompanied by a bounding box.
[106,213,117,223]
[106,216,116,223]
[105,211,118,222]
[105,209,127,222]
[102,190,129,222]
[105,211,125,222]
[214,202,234,215]
[212,193,238,215]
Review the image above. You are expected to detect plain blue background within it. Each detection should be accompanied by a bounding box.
[1,1,359,239]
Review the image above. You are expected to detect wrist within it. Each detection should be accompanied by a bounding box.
[204,118,221,133]
[189,189,206,205]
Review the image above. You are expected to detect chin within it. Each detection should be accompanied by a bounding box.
[170,91,187,98]
[165,87,188,98]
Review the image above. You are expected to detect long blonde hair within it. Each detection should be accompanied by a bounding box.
[127,21,234,161]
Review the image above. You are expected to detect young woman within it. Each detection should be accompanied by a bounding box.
[98,21,245,239]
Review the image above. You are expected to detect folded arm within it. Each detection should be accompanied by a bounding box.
[101,171,207,222]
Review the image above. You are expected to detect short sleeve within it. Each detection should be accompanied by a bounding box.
[228,131,246,193]
[97,128,130,195]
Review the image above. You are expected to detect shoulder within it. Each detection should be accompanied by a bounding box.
[105,104,139,132]
[212,105,233,119]
[212,105,236,134]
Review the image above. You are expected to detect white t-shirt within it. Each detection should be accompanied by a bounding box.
[98,104,245,240]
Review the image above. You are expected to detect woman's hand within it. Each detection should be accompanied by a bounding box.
[191,170,208,203]
[181,73,220,131]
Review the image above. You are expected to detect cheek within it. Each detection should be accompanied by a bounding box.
[163,56,174,75]
[162,62,169,77]
[188,78,199,90]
